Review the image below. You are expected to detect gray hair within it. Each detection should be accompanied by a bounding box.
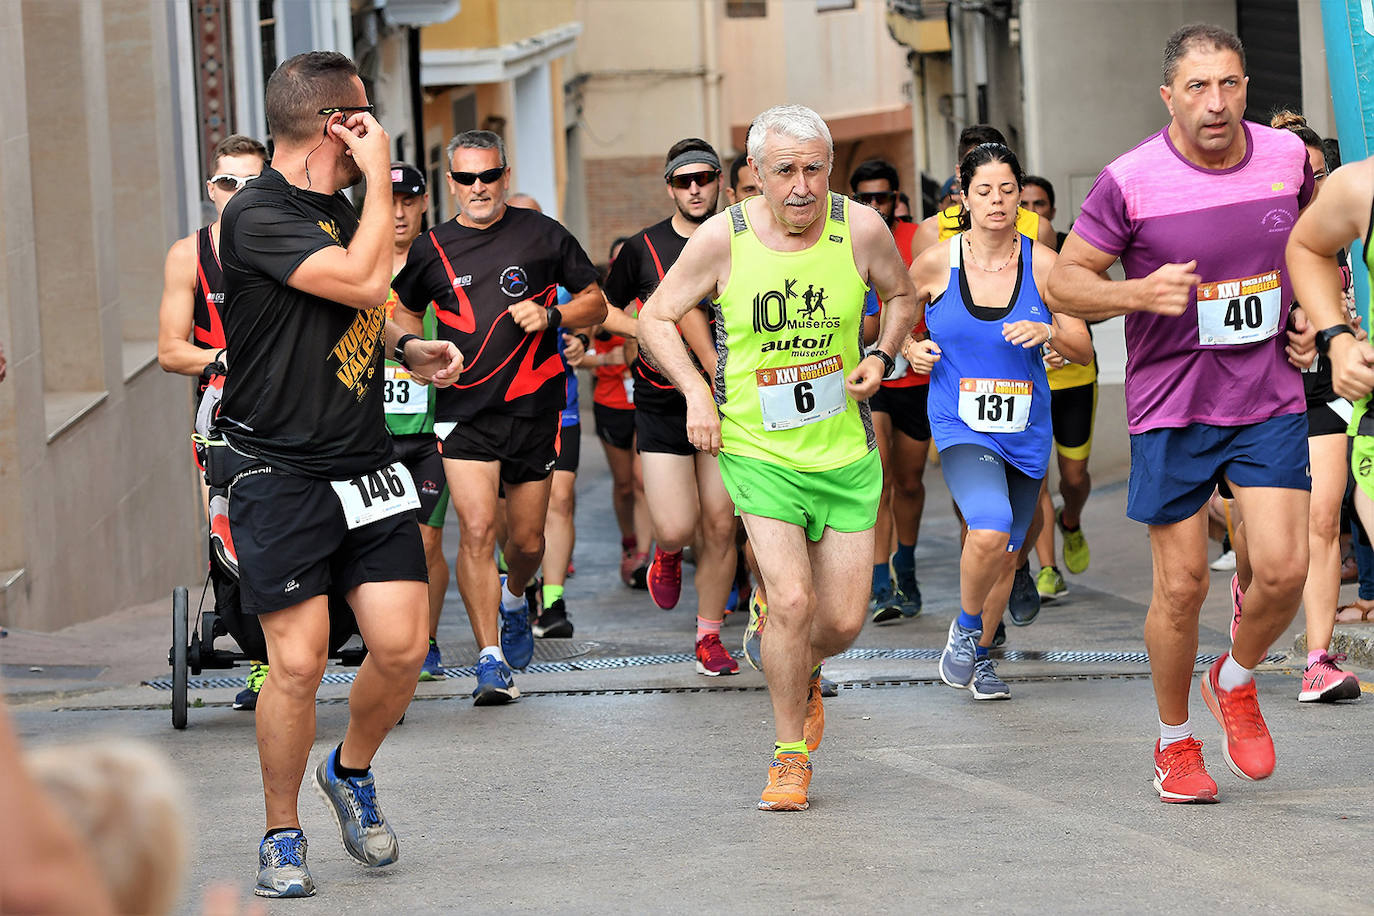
[746,105,833,168]
[446,129,507,167]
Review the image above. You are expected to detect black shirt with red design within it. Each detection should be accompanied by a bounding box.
[602,217,703,414]
[194,226,227,350]
[392,206,599,423]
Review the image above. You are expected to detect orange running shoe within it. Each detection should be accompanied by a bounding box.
[1153,737,1218,803]
[804,672,825,752]
[758,752,812,811]
[1200,653,1275,781]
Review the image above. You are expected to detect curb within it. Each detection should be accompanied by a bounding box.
[1292,625,1374,669]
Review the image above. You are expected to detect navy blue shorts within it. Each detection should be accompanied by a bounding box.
[1126,412,1311,525]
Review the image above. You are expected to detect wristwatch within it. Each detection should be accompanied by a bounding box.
[1315,325,1355,355]
[394,333,420,367]
[866,347,896,379]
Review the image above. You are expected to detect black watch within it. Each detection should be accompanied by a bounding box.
[1316,325,1356,355]
[394,333,420,367]
[546,306,564,330]
[866,347,896,379]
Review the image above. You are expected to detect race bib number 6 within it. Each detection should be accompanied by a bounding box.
[330,461,420,529]
[958,378,1031,433]
[756,355,846,431]
[1196,270,1283,346]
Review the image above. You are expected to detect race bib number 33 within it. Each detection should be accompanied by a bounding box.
[756,356,846,431]
[330,461,420,529]
[1196,271,1283,346]
[383,366,427,415]
[958,378,1032,433]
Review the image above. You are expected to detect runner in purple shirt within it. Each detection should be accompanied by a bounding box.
[1046,24,1317,805]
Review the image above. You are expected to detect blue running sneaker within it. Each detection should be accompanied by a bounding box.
[471,654,520,706]
[1008,562,1041,626]
[895,568,923,618]
[869,584,902,624]
[498,574,535,670]
[417,640,444,681]
[970,657,1011,700]
[312,748,399,867]
[939,617,982,688]
[254,828,315,898]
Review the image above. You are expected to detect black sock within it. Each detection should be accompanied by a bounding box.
[333,744,369,780]
[1221,534,1232,552]
[265,826,300,839]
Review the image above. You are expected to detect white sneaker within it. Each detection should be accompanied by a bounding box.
[1209,549,1236,572]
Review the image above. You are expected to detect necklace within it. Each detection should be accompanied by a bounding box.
[964,234,1017,272]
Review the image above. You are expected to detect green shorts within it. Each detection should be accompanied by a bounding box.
[718,449,881,542]
[1351,394,1374,501]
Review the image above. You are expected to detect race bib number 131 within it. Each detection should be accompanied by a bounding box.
[1196,270,1283,346]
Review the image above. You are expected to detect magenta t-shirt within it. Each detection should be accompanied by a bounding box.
[1074,122,1314,434]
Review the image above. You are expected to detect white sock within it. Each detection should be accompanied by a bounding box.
[1217,654,1254,691]
[1159,719,1193,749]
[479,645,504,663]
[501,584,526,610]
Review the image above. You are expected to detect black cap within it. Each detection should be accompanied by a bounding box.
[390,162,425,195]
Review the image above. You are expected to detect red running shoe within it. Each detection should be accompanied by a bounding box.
[1229,573,1244,643]
[647,548,683,609]
[695,633,738,676]
[1200,653,1276,781]
[1153,737,1218,803]
[1298,652,1361,702]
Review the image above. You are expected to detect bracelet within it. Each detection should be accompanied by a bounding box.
[1046,322,1054,345]
[393,333,420,367]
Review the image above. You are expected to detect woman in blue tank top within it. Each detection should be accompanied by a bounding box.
[904,143,1092,700]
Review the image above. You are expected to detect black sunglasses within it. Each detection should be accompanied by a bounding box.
[318,105,375,117]
[449,166,506,186]
[668,169,720,190]
[856,191,896,205]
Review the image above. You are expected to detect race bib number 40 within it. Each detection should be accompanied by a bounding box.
[1196,271,1283,346]
[958,378,1031,433]
[330,461,420,529]
[756,356,846,431]
[383,366,427,415]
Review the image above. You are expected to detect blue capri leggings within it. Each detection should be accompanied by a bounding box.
[942,444,1043,551]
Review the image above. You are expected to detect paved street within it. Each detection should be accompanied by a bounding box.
[7,423,1374,914]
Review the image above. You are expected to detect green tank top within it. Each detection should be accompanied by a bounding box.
[383,287,438,436]
[712,193,873,471]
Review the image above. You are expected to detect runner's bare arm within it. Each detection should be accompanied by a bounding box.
[157,235,218,377]
[287,113,393,310]
[509,281,608,332]
[680,307,717,380]
[599,304,638,339]
[384,319,462,387]
[1047,232,1198,320]
[389,306,422,336]
[1287,161,1374,399]
[1030,243,1092,364]
[1037,215,1058,250]
[639,216,730,454]
[909,213,940,260]
[851,204,919,399]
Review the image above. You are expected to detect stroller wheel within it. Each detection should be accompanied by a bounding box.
[171,587,189,730]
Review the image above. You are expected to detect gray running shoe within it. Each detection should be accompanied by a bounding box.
[939,618,982,688]
[970,658,1011,700]
[1008,562,1041,626]
[869,584,902,624]
[254,829,315,898]
[313,749,399,867]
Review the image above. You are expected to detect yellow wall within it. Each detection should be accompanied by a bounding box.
[423,0,577,50]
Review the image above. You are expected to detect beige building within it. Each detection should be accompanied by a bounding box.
[565,0,917,263]
[418,0,581,223]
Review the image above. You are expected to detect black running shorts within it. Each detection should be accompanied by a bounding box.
[437,410,560,484]
[554,422,581,473]
[229,468,427,616]
[635,407,694,456]
[391,433,450,527]
[869,383,931,442]
[594,403,636,451]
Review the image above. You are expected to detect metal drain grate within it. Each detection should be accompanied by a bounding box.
[140,649,1284,691]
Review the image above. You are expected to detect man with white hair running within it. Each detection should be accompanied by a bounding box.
[639,105,919,811]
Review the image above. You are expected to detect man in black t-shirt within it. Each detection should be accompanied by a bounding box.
[218,51,461,900]
[600,138,739,677]
[392,129,605,706]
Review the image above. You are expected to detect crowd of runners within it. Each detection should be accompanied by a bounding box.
[153,23,1374,899]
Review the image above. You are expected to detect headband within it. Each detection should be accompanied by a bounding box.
[663,149,721,181]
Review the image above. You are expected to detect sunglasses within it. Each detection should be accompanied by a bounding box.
[668,170,720,190]
[208,174,255,192]
[449,166,506,186]
[856,191,896,205]
[1314,169,1329,181]
[318,105,375,118]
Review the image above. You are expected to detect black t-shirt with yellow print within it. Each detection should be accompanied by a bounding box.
[218,168,393,478]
